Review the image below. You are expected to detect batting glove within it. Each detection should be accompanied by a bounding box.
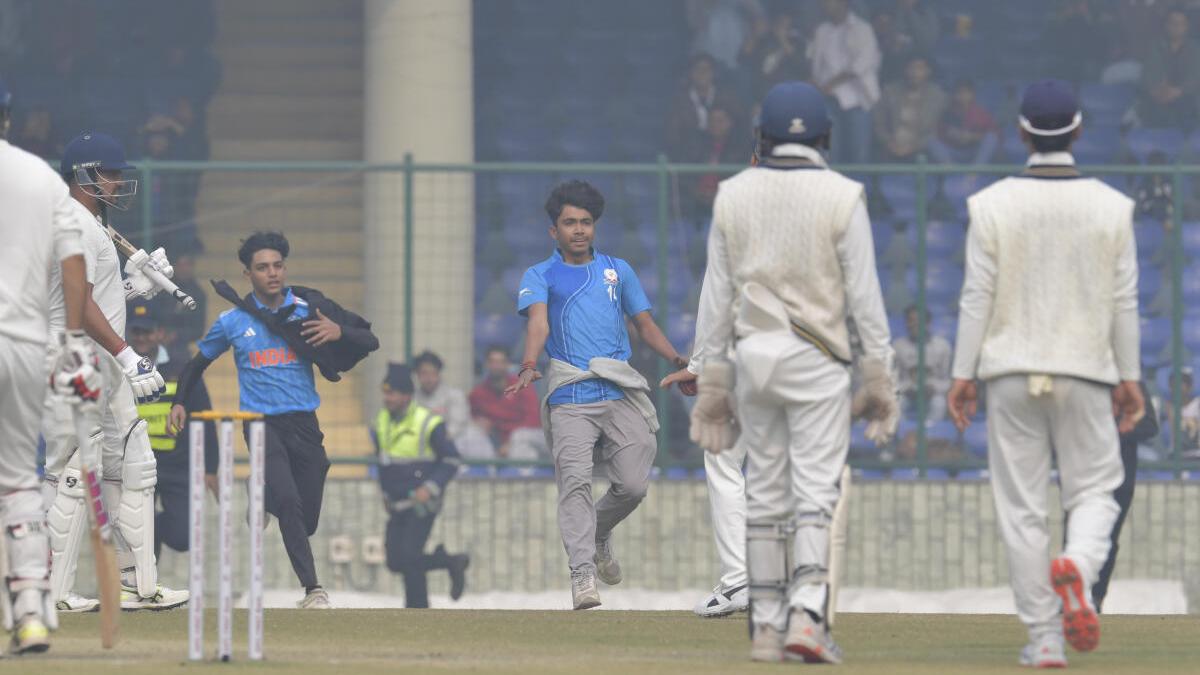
[689,358,738,453]
[115,345,166,404]
[148,247,174,279]
[122,265,158,300]
[851,356,899,447]
[51,330,103,405]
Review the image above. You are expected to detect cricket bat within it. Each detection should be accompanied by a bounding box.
[104,224,197,311]
[73,408,120,649]
[827,464,852,628]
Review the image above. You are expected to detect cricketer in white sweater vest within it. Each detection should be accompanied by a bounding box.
[948,79,1144,666]
[667,81,897,664]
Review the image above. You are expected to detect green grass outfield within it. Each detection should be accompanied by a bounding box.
[1,611,1195,673]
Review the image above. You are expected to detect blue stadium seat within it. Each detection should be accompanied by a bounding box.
[1141,317,1171,360]
[930,312,957,341]
[1080,83,1136,125]
[1140,264,1163,306]
[1135,221,1166,265]
[1072,132,1119,164]
[926,420,960,443]
[908,261,964,306]
[1183,267,1200,304]
[667,313,697,349]
[474,313,525,351]
[964,422,988,458]
[1126,128,1187,162]
[878,175,920,215]
[924,221,966,258]
[1182,222,1200,257]
[1184,314,1200,353]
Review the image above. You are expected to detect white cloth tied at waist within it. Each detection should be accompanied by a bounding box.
[541,357,659,450]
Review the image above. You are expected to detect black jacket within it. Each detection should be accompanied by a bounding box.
[210,281,379,382]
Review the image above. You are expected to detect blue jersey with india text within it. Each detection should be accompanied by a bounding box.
[517,249,651,406]
[196,288,321,415]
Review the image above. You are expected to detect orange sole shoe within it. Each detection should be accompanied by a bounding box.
[1051,557,1099,652]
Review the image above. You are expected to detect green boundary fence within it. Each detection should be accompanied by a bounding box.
[131,158,1196,475]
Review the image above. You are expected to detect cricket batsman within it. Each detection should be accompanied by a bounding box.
[947,80,1143,668]
[506,180,693,610]
[43,131,189,612]
[663,82,897,663]
[0,78,95,654]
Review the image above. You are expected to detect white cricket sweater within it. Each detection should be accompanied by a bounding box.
[714,151,866,362]
[952,154,1140,385]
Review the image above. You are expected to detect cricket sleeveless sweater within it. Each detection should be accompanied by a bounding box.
[715,165,865,363]
[966,176,1136,385]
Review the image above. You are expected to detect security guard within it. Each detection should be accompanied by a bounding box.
[373,363,469,609]
[126,300,216,559]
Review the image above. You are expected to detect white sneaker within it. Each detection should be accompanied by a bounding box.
[56,592,100,613]
[784,609,844,664]
[571,570,601,610]
[750,624,785,662]
[694,585,748,618]
[1019,633,1068,668]
[298,587,331,609]
[593,535,622,586]
[121,584,189,610]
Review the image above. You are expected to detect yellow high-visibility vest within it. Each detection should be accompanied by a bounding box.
[375,404,441,464]
[137,381,179,451]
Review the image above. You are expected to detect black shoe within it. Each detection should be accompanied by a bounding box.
[448,553,470,601]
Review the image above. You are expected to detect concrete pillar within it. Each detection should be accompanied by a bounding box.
[363,0,474,411]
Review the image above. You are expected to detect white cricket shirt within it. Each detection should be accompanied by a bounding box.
[47,200,126,338]
[0,139,84,345]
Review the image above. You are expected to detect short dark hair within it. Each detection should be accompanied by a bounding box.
[953,78,976,93]
[545,180,605,224]
[238,231,289,268]
[1029,131,1074,153]
[412,350,444,372]
[484,345,509,360]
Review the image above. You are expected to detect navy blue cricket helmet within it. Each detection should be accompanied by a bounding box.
[757,81,832,146]
[61,131,138,210]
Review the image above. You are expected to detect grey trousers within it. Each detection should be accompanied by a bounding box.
[548,397,657,573]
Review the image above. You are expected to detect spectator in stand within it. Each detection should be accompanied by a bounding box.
[1134,150,1175,224]
[1164,367,1199,454]
[894,305,952,422]
[892,0,939,54]
[1141,9,1200,132]
[686,0,766,71]
[1043,0,1117,83]
[876,0,939,83]
[12,105,56,158]
[667,53,741,161]
[684,104,744,222]
[873,54,946,163]
[929,79,1000,166]
[808,0,881,164]
[469,346,547,461]
[737,7,808,100]
[413,350,471,442]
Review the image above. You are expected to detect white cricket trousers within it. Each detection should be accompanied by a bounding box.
[704,444,747,593]
[986,375,1123,639]
[736,338,850,632]
[0,336,54,620]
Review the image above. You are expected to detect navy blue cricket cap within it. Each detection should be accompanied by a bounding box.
[382,362,414,394]
[60,131,135,176]
[758,81,832,143]
[1019,79,1081,137]
[127,299,159,331]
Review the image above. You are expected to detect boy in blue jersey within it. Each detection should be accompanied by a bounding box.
[167,232,370,609]
[507,180,694,610]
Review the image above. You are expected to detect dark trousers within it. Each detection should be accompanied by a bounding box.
[1092,439,1138,611]
[245,412,331,589]
[154,473,189,559]
[385,510,452,608]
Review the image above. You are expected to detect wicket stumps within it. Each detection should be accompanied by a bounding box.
[188,411,266,662]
